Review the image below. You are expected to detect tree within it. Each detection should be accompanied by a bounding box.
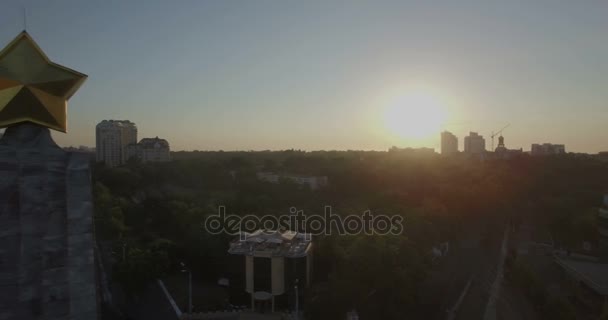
[307,234,428,320]
[113,242,172,295]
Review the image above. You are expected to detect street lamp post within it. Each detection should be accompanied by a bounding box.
[181,262,192,314]
[122,242,126,262]
[294,279,299,320]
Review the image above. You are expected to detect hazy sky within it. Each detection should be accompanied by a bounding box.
[2,0,608,152]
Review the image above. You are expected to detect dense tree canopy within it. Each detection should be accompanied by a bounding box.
[93,151,608,318]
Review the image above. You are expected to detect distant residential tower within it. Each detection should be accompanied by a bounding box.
[464,132,486,154]
[441,131,458,154]
[95,120,137,167]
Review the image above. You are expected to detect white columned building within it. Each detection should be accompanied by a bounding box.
[229,230,313,312]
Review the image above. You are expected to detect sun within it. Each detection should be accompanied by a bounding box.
[383,90,448,140]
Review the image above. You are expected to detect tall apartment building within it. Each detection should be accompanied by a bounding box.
[464,132,486,154]
[440,131,458,154]
[95,120,137,167]
[531,143,565,156]
[126,137,171,163]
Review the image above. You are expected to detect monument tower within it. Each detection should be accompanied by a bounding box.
[0,31,97,319]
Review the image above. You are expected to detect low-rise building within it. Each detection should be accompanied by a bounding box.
[256,172,328,190]
[531,143,565,156]
[64,145,95,153]
[493,135,523,159]
[126,137,171,163]
[228,230,312,313]
[596,152,608,162]
[388,146,436,156]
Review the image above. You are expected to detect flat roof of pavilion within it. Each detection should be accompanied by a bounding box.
[555,257,608,296]
[228,230,311,258]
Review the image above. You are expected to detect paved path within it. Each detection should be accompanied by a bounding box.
[447,276,474,320]
[453,220,506,320]
[124,281,179,320]
[483,224,510,320]
[414,219,509,320]
[496,283,539,320]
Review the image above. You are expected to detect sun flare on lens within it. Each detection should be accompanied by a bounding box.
[383,90,448,140]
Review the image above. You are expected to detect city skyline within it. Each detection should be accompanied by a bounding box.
[2,1,608,152]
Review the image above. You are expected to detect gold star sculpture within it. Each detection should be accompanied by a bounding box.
[0,31,87,132]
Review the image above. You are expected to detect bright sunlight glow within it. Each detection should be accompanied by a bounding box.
[383,90,448,140]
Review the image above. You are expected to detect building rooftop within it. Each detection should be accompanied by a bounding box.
[97,119,137,128]
[555,257,608,296]
[139,136,170,149]
[228,230,312,258]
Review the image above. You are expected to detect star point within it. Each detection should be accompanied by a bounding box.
[0,31,87,132]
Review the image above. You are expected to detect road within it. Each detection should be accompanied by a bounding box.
[415,218,506,320]
[483,225,510,320]
[96,241,179,320]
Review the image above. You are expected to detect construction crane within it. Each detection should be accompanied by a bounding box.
[490,123,510,151]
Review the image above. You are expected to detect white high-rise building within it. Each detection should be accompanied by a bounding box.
[95,120,137,167]
[464,132,486,154]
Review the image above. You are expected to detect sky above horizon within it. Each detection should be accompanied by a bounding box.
[2,0,608,152]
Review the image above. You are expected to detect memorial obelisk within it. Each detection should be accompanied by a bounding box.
[0,31,97,319]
